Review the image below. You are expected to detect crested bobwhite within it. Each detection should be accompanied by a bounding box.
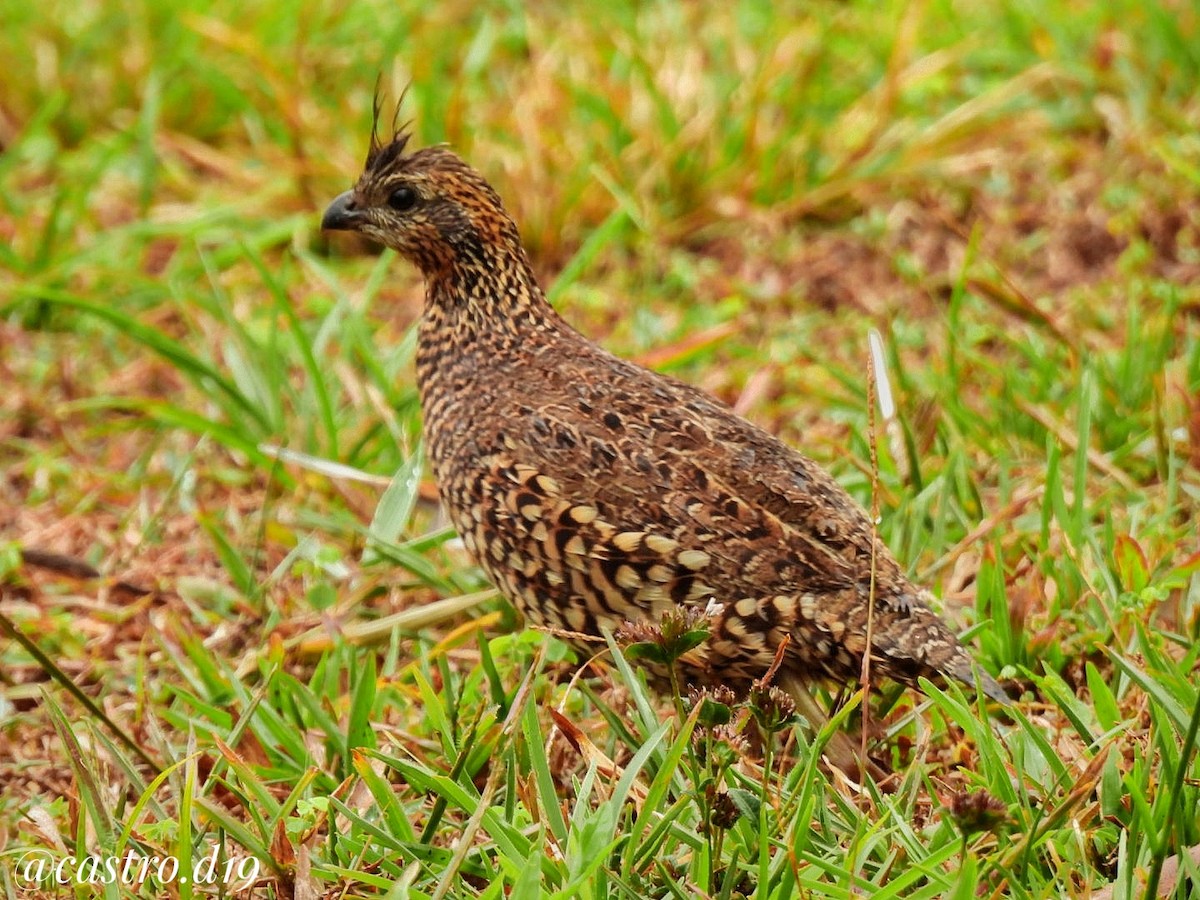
[321,121,1008,714]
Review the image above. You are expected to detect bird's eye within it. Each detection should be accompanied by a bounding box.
[388,186,418,212]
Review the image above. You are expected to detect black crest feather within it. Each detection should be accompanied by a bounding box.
[366,81,413,173]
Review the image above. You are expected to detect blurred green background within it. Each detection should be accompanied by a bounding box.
[2,1,1199,897]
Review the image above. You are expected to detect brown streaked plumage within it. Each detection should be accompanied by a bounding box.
[321,121,1008,710]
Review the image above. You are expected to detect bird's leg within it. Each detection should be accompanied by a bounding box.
[782,676,888,783]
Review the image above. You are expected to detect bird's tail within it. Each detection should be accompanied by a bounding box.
[941,652,1010,705]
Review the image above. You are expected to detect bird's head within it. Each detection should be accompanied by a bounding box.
[322,108,522,276]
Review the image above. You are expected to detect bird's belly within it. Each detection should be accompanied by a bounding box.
[430,451,794,690]
[431,438,679,637]
[441,470,634,632]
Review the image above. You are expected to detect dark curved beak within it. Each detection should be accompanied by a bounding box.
[322,191,363,231]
